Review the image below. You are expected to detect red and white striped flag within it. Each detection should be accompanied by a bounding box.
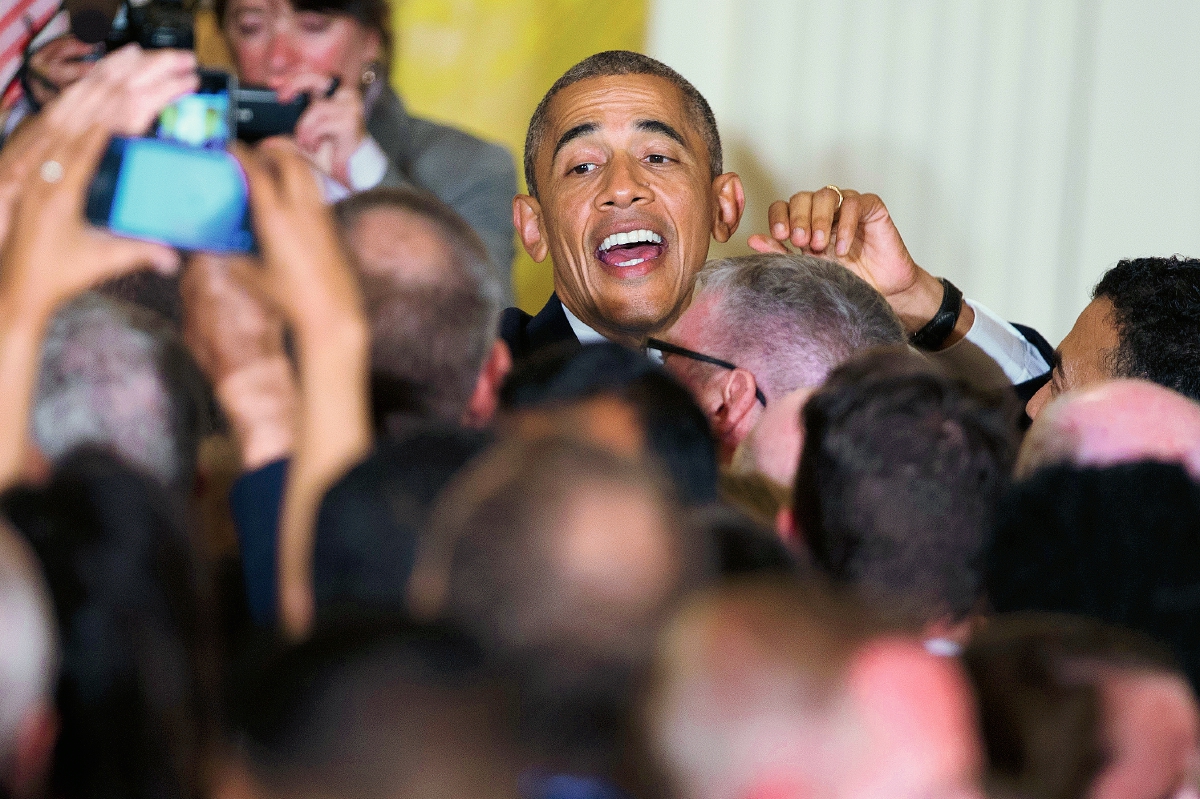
[2,0,66,109]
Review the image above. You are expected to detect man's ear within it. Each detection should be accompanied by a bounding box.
[462,340,513,428]
[710,172,746,243]
[513,195,549,262]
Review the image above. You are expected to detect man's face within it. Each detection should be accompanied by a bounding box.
[1027,297,1121,419]
[1090,670,1200,799]
[659,290,726,402]
[519,74,738,342]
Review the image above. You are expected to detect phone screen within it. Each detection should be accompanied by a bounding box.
[96,138,254,253]
[157,71,234,149]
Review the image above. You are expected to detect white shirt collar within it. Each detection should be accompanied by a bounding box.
[560,301,609,345]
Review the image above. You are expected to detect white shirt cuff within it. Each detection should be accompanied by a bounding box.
[347,136,389,191]
[961,298,1050,384]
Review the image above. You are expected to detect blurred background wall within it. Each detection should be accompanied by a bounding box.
[206,0,1200,341]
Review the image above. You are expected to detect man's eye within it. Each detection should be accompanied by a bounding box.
[647,154,670,164]
[570,163,596,175]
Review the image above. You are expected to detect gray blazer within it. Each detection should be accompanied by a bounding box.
[367,87,518,304]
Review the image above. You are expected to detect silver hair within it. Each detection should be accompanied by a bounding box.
[691,253,905,398]
[33,294,189,486]
[0,523,57,765]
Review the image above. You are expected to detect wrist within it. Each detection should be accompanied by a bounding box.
[888,267,947,334]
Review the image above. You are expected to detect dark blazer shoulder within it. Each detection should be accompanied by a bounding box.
[499,294,580,362]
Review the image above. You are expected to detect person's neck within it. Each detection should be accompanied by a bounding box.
[555,291,681,350]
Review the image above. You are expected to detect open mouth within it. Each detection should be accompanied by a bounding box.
[595,229,666,268]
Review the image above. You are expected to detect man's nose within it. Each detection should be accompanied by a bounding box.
[596,154,652,209]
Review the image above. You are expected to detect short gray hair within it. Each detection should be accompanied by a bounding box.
[0,523,57,767]
[692,253,905,398]
[33,294,208,489]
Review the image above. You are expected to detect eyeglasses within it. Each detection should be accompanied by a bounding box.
[646,337,767,407]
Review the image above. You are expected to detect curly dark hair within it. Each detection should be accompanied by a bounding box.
[1093,255,1200,401]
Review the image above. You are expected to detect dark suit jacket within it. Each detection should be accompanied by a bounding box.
[501,295,1056,390]
[367,88,518,304]
[499,293,583,362]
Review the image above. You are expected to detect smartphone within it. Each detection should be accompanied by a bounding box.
[86,137,255,254]
[156,70,236,150]
[234,86,310,143]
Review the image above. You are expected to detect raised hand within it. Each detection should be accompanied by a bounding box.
[229,139,370,638]
[276,73,368,188]
[748,186,971,340]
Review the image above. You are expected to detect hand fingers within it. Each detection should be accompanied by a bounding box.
[767,200,791,241]
[274,72,329,102]
[787,192,813,248]
[256,139,325,207]
[748,234,790,254]
[88,229,181,277]
[808,186,842,253]
[834,190,862,258]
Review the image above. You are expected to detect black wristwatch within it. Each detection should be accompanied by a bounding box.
[909,278,963,351]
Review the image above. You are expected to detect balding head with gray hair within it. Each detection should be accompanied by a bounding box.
[685,253,904,398]
[658,253,905,464]
[33,294,208,491]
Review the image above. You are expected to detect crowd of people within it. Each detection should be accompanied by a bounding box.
[2,1,1200,798]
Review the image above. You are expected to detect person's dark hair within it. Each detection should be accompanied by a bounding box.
[312,424,491,619]
[987,460,1200,691]
[415,436,714,771]
[227,615,523,799]
[1,450,219,799]
[523,50,722,199]
[1091,256,1200,401]
[686,505,800,578]
[334,188,504,432]
[500,342,720,506]
[214,0,394,69]
[962,613,1182,799]
[795,346,1020,623]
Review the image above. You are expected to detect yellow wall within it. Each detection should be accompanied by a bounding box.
[199,2,648,313]
[391,0,646,311]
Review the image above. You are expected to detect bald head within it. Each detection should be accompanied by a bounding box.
[1018,379,1200,479]
[643,580,983,799]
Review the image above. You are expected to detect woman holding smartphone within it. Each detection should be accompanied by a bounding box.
[215,0,517,298]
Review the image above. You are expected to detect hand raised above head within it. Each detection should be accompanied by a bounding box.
[227,139,365,337]
[0,124,179,323]
[42,44,199,139]
[748,186,964,337]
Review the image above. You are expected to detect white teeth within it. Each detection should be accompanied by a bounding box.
[599,229,663,252]
[616,258,647,267]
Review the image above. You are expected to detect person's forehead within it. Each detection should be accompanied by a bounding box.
[544,74,698,148]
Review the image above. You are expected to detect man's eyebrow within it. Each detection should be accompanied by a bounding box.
[1050,349,1063,374]
[636,119,686,145]
[552,123,598,161]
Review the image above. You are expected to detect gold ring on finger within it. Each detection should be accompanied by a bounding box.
[824,184,844,212]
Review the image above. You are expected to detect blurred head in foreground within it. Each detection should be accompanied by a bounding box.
[988,461,1200,691]
[1017,379,1200,479]
[410,436,713,774]
[641,579,984,799]
[499,342,719,506]
[3,450,219,799]
[794,346,1019,640]
[0,522,58,799]
[221,618,524,799]
[963,613,1200,799]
